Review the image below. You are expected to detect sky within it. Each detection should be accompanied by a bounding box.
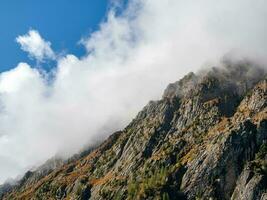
[0,0,267,184]
[0,0,111,71]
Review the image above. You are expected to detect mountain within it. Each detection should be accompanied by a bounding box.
[1,60,267,200]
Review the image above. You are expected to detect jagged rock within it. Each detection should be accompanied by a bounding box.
[2,62,267,200]
[231,166,267,200]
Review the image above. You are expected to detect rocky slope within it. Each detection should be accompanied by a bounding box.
[1,60,267,200]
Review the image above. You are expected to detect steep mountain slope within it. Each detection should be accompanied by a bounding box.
[1,60,267,200]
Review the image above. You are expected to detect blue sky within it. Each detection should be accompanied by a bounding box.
[0,0,114,72]
[0,0,266,184]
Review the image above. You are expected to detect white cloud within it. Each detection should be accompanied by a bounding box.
[0,0,267,183]
[16,30,55,62]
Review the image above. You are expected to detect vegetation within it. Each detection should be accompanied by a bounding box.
[256,143,267,160]
[127,165,169,199]
[127,161,184,200]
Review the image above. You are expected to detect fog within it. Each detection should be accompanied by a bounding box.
[0,0,267,183]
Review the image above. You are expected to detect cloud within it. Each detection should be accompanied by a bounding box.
[0,0,267,183]
[16,30,55,62]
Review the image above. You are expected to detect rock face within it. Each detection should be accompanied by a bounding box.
[1,60,267,200]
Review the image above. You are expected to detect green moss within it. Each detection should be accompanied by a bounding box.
[127,165,170,199]
[162,192,170,200]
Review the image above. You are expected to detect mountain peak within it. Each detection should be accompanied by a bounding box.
[1,62,267,200]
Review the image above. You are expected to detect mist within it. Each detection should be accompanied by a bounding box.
[0,0,267,183]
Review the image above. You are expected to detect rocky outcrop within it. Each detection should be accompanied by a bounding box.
[0,183,13,199]
[231,165,267,200]
[1,61,267,200]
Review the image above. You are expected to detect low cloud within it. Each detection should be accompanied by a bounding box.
[0,0,267,183]
[16,30,55,62]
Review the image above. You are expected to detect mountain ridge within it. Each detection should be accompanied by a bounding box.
[1,60,267,200]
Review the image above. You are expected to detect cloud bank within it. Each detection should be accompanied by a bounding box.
[16,30,55,62]
[0,0,267,183]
